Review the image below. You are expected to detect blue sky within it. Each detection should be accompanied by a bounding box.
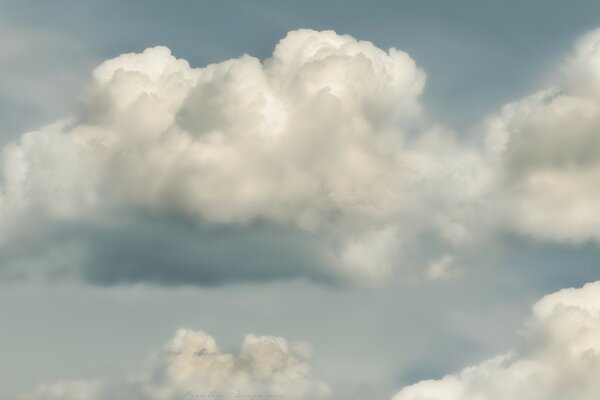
[4,0,600,137]
[2,2,600,400]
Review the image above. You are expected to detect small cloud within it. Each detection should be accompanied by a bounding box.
[19,329,331,400]
[424,255,461,282]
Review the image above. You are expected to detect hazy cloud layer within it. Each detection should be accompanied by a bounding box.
[393,280,600,400]
[2,28,600,286]
[19,329,330,400]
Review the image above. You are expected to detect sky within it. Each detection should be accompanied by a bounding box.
[2,1,600,400]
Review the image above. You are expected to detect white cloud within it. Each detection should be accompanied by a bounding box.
[0,29,489,286]
[19,329,330,400]
[392,280,600,400]
[484,28,600,243]
[4,26,600,287]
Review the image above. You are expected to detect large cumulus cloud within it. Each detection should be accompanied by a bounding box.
[4,27,600,287]
[19,329,330,400]
[0,29,488,286]
[393,280,600,400]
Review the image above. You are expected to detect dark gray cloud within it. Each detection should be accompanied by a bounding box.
[76,217,335,286]
[0,212,336,286]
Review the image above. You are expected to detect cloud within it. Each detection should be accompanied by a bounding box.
[392,280,600,400]
[424,254,461,282]
[19,329,330,400]
[4,27,600,287]
[484,28,600,243]
[0,29,489,286]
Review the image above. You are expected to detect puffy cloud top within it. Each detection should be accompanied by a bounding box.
[66,29,428,228]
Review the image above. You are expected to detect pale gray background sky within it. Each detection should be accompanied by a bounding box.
[1,1,600,399]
